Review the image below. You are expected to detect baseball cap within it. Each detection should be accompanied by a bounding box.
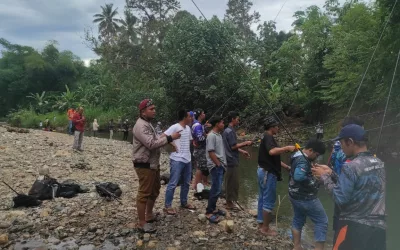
[139,99,153,111]
[189,111,194,117]
[333,124,366,141]
[264,116,279,129]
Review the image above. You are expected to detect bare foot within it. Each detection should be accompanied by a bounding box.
[259,227,278,236]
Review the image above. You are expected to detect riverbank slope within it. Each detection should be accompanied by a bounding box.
[0,127,292,250]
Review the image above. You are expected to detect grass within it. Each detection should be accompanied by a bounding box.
[7,107,125,130]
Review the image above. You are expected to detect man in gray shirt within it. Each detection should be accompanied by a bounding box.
[205,116,226,223]
[222,111,252,210]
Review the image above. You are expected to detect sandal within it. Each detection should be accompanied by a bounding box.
[138,223,157,233]
[181,204,197,210]
[213,209,226,216]
[163,207,177,215]
[146,212,161,223]
[206,214,221,224]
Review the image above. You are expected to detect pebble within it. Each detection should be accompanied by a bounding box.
[143,233,150,242]
[0,234,8,245]
[147,240,158,248]
[198,214,207,222]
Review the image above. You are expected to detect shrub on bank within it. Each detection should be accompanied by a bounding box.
[7,108,125,131]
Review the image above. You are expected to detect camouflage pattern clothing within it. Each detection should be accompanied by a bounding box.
[193,147,208,172]
[321,151,386,230]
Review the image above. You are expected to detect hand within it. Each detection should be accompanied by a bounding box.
[245,140,253,146]
[171,130,182,140]
[285,146,296,152]
[241,150,251,159]
[170,142,178,152]
[312,164,332,178]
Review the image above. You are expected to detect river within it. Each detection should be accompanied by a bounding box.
[94,131,398,249]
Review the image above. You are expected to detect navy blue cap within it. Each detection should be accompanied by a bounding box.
[333,124,366,141]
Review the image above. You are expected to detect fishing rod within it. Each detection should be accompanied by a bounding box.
[346,0,398,117]
[191,0,311,165]
[375,49,400,155]
[2,181,20,195]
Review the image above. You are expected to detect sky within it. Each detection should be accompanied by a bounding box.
[0,0,327,65]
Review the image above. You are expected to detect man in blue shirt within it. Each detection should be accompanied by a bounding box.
[289,139,327,250]
[328,116,364,242]
[313,125,386,250]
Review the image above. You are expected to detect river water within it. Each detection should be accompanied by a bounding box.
[95,131,398,249]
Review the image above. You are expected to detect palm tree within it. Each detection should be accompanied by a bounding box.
[119,9,138,44]
[93,4,121,39]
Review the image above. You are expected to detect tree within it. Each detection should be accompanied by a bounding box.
[224,0,260,39]
[93,4,122,41]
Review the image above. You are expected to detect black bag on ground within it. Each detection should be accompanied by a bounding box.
[28,176,59,200]
[13,194,42,208]
[95,182,122,199]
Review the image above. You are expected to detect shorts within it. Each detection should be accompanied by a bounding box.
[135,167,161,203]
[193,147,208,172]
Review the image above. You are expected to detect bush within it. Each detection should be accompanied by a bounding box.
[7,107,124,131]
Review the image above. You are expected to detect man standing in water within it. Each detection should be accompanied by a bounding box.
[222,111,252,210]
[289,139,327,250]
[257,116,295,236]
[132,99,181,233]
[313,125,386,250]
[72,107,85,151]
[163,109,196,215]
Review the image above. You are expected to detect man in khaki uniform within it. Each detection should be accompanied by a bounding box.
[132,99,181,233]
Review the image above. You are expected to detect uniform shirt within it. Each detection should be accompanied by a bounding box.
[192,119,206,149]
[289,151,319,200]
[321,152,386,229]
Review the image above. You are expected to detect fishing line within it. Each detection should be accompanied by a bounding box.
[346,0,398,116]
[191,0,312,164]
[375,48,400,154]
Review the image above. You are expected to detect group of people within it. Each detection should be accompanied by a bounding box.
[67,107,132,152]
[132,99,386,250]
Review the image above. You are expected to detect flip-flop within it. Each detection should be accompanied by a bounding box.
[181,204,197,210]
[146,212,161,223]
[206,214,221,224]
[163,207,177,215]
[138,223,157,233]
[213,209,226,216]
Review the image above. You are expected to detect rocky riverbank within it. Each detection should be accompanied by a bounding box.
[0,127,293,250]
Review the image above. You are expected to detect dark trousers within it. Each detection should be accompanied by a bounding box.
[206,167,225,214]
[333,203,341,243]
[334,220,386,250]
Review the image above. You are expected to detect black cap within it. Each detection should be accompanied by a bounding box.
[264,116,279,130]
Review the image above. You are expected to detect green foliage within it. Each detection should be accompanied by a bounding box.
[3,0,400,132]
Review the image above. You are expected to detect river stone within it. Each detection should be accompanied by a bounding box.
[143,233,150,242]
[197,214,207,222]
[0,234,8,245]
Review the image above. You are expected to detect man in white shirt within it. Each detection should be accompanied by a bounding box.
[163,109,196,215]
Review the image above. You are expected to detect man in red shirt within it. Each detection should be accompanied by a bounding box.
[72,107,85,151]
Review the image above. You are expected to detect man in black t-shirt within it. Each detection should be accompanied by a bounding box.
[257,117,295,236]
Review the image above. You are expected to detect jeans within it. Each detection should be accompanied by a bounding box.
[165,159,192,208]
[68,120,73,135]
[290,197,328,242]
[206,167,225,214]
[257,167,277,223]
